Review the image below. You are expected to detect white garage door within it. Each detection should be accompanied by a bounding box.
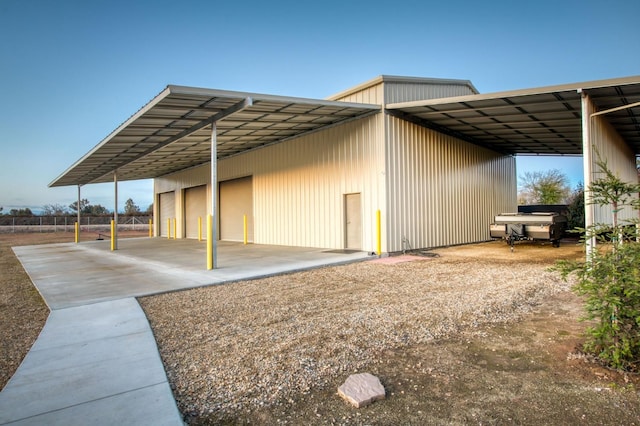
[184,185,207,239]
[220,176,253,242]
[159,191,175,238]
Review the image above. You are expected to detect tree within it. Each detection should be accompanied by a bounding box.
[9,208,33,216]
[555,159,640,371]
[42,203,68,216]
[565,183,585,232]
[69,199,90,213]
[124,198,141,215]
[518,169,571,205]
[68,199,110,215]
[146,203,154,214]
[85,204,109,215]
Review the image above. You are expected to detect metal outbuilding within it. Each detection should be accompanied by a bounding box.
[50,75,640,267]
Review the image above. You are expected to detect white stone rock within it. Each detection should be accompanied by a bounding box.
[337,373,386,408]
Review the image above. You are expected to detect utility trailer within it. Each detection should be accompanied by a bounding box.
[490,212,567,249]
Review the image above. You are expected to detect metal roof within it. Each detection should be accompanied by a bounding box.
[49,86,380,187]
[386,75,640,156]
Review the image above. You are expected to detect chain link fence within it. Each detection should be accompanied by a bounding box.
[0,215,152,233]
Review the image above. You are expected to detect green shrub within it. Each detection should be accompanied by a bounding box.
[554,159,640,372]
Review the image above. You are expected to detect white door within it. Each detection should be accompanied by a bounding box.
[345,193,362,250]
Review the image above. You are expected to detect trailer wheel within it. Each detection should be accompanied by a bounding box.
[552,240,560,248]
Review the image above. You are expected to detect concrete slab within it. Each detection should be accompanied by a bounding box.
[0,298,181,425]
[13,238,371,309]
[2,238,372,425]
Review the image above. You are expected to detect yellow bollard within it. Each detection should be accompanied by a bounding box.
[173,218,177,240]
[75,222,79,243]
[376,210,382,255]
[206,214,213,270]
[149,219,153,238]
[198,216,202,242]
[110,220,115,251]
[243,214,248,245]
[167,218,171,239]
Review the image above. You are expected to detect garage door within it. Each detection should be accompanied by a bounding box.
[184,185,207,239]
[220,176,253,242]
[159,191,175,238]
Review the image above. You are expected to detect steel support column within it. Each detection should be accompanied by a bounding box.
[209,123,218,269]
[580,90,595,259]
[114,170,119,250]
[77,185,81,243]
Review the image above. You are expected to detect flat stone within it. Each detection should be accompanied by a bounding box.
[337,373,386,408]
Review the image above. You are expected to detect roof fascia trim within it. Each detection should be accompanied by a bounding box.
[327,75,479,100]
[386,75,640,110]
[167,85,380,110]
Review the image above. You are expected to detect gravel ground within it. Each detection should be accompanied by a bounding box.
[139,241,582,423]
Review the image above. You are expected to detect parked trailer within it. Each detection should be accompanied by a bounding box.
[490,212,567,249]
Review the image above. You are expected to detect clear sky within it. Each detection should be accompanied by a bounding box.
[1,0,638,214]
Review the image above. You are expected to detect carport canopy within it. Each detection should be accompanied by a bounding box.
[49,86,381,187]
[386,75,640,156]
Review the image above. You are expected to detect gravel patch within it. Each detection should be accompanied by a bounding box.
[139,243,578,423]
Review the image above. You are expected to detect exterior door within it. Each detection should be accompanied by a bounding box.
[220,176,253,242]
[158,191,175,237]
[184,185,207,239]
[345,193,362,250]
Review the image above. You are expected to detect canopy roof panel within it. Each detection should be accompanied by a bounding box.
[386,75,640,156]
[50,86,380,187]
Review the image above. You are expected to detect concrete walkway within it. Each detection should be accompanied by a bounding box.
[0,238,370,425]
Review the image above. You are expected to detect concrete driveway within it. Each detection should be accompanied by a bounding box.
[13,238,371,310]
[0,238,370,425]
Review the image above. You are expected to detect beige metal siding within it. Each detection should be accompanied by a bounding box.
[217,115,386,251]
[384,82,476,104]
[331,83,384,104]
[184,185,206,239]
[589,108,639,223]
[385,116,516,252]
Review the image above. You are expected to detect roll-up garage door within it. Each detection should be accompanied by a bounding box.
[184,185,207,239]
[159,191,175,238]
[220,176,253,242]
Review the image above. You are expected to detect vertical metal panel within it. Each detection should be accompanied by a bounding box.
[385,115,516,252]
[589,106,638,223]
[384,82,476,104]
[217,114,386,251]
[331,83,384,104]
[154,165,210,193]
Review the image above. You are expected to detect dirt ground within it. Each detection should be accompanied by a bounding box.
[0,230,149,390]
[140,240,640,425]
[2,234,639,424]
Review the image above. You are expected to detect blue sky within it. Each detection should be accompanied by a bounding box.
[0,0,638,213]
